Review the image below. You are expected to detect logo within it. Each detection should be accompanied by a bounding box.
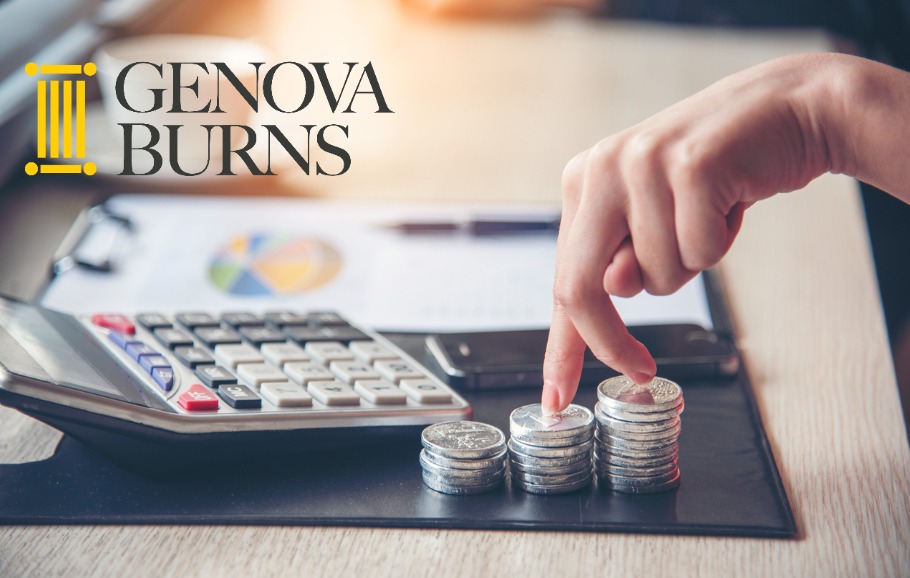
[24,62,97,176]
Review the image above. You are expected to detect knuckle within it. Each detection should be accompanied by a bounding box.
[553,275,591,312]
[624,130,663,165]
[561,150,589,203]
[643,275,685,296]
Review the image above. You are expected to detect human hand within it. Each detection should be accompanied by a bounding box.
[541,53,859,414]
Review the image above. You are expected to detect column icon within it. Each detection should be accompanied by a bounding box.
[24,62,97,176]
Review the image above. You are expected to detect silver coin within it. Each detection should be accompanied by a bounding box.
[510,403,595,443]
[509,456,592,476]
[421,467,505,489]
[597,421,682,442]
[596,400,684,423]
[595,429,679,452]
[595,412,680,434]
[421,421,506,460]
[603,470,681,494]
[595,439,678,460]
[508,437,593,459]
[512,475,592,495]
[598,467,680,487]
[420,447,508,471]
[508,448,592,469]
[595,457,678,478]
[423,473,504,495]
[420,450,506,480]
[597,376,683,413]
[510,428,594,448]
[594,448,679,468]
[511,467,592,486]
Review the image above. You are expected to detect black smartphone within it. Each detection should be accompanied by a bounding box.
[424,325,739,390]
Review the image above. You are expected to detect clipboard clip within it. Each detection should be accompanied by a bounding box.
[52,203,134,276]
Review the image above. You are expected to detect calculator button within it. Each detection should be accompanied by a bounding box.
[374,359,425,383]
[304,341,355,364]
[178,384,219,411]
[329,360,380,384]
[91,314,135,335]
[125,342,158,361]
[154,327,194,349]
[260,342,309,367]
[213,343,262,369]
[263,311,310,326]
[305,312,348,326]
[220,312,264,327]
[175,313,221,329]
[260,382,313,407]
[236,363,287,389]
[217,383,262,409]
[284,362,335,384]
[108,331,137,349]
[195,365,238,388]
[354,379,408,405]
[151,367,175,392]
[173,346,214,369]
[286,326,368,344]
[194,327,242,348]
[135,313,172,330]
[307,381,361,406]
[238,326,287,346]
[139,354,170,373]
[348,341,398,363]
[400,379,453,404]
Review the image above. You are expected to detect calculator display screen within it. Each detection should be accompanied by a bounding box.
[0,299,125,400]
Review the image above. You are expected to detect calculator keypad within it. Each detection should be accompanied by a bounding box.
[92,311,468,422]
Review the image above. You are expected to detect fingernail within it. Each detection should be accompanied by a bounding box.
[630,371,653,385]
[541,382,560,416]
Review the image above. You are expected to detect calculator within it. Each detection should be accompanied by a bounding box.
[0,295,471,472]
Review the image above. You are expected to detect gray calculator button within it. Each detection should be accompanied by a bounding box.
[260,382,313,407]
[374,359,425,383]
[307,380,361,406]
[175,313,221,329]
[260,342,309,367]
[354,379,408,405]
[174,346,214,369]
[214,343,262,369]
[329,360,380,384]
[194,327,242,348]
[154,327,194,349]
[236,363,287,388]
[304,341,355,364]
[348,341,397,363]
[284,362,335,385]
[400,379,453,404]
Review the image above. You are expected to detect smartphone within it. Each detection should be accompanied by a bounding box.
[425,325,739,390]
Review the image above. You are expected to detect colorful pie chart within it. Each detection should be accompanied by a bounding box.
[209,233,342,296]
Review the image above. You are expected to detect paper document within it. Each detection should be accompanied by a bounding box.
[41,195,713,332]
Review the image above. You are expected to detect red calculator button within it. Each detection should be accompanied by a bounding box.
[92,314,136,335]
[178,384,219,411]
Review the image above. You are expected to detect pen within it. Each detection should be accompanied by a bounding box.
[382,216,560,236]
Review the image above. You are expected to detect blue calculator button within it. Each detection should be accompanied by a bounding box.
[125,342,157,361]
[139,354,170,373]
[151,367,175,392]
[108,331,137,350]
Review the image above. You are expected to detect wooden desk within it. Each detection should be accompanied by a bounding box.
[1,2,908,576]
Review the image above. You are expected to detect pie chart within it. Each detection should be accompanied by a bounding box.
[209,233,342,296]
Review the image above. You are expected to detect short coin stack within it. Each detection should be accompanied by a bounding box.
[508,403,594,494]
[420,421,508,495]
[594,376,684,494]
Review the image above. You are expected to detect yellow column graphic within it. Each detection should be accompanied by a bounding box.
[36,80,46,159]
[76,80,86,158]
[63,81,73,158]
[49,80,59,159]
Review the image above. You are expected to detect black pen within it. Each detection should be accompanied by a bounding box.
[382,216,560,236]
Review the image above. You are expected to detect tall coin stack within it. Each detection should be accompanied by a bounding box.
[508,403,594,494]
[593,376,684,494]
[420,421,508,495]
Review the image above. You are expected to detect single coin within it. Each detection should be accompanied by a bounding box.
[422,473,504,495]
[421,467,505,489]
[596,400,683,423]
[595,457,678,478]
[596,421,682,443]
[510,403,595,443]
[508,447,592,469]
[511,467,592,486]
[513,475,592,495]
[595,412,680,434]
[598,467,680,487]
[603,470,681,494]
[510,428,594,448]
[594,448,679,469]
[420,450,505,479]
[421,421,506,460]
[509,456,592,476]
[508,437,593,459]
[595,429,680,452]
[595,439,678,460]
[420,447,508,470]
[597,376,683,413]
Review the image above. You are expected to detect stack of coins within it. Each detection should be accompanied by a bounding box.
[593,376,684,494]
[420,421,508,495]
[508,403,594,494]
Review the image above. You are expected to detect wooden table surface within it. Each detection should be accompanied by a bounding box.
[1,1,908,576]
